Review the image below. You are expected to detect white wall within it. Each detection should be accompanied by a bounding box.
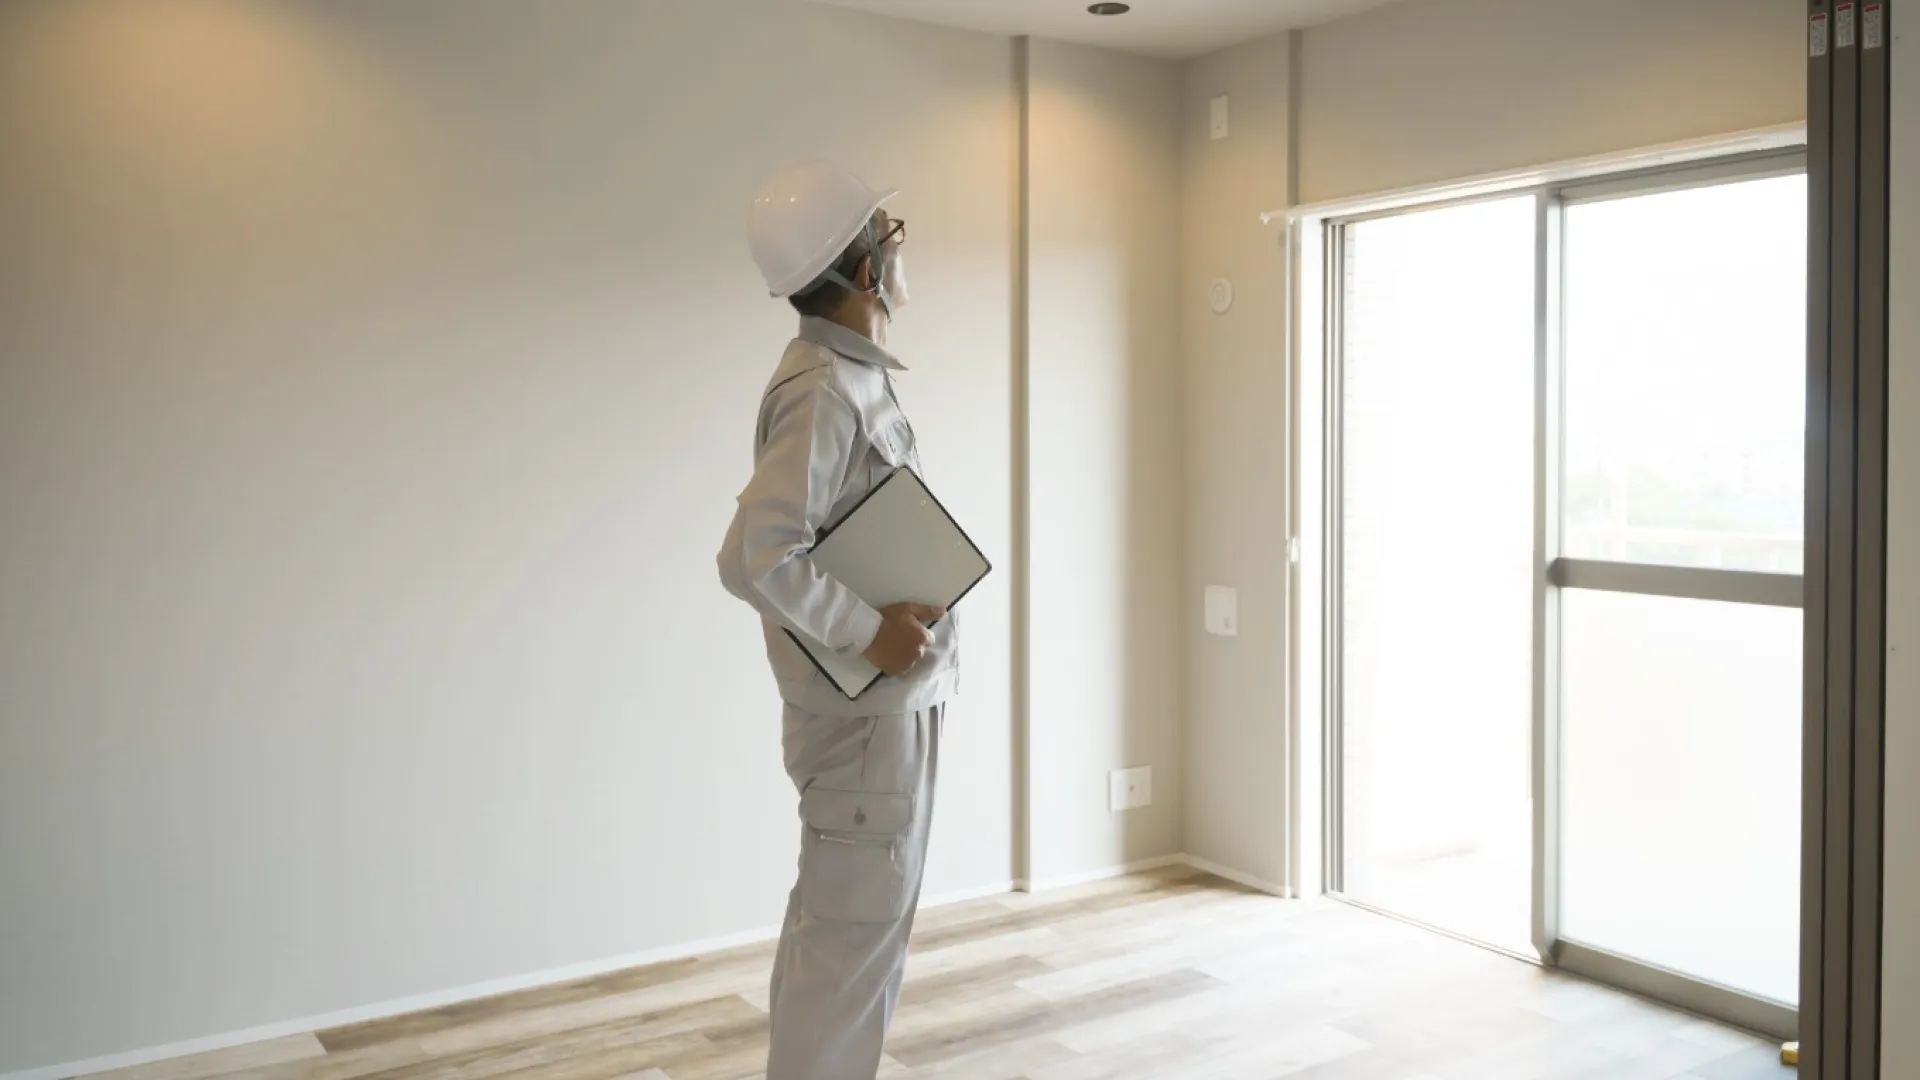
[1177,32,1296,891]
[1882,12,1920,1076]
[1297,0,1807,204]
[1025,40,1186,883]
[0,1,1018,1072]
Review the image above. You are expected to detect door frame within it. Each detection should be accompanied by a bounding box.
[1316,147,1808,1041]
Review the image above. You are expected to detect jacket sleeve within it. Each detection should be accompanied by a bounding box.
[717,377,884,657]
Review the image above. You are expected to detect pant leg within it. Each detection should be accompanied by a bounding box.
[877,704,942,1030]
[766,704,943,1080]
[765,882,801,1055]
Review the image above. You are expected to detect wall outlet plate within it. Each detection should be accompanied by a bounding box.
[1210,94,1229,140]
[1109,766,1152,812]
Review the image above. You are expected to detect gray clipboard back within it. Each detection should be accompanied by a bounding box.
[784,468,991,700]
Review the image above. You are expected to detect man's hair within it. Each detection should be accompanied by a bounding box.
[787,234,874,317]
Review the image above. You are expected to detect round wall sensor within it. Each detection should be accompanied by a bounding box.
[1209,278,1234,315]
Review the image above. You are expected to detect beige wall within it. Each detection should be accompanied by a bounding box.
[1024,39,1186,882]
[1883,14,1919,1076]
[1297,0,1807,204]
[0,1,1019,1072]
[1177,31,1296,890]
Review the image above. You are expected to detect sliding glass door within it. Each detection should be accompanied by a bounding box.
[1327,153,1808,1036]
[1553,171,1807,1015]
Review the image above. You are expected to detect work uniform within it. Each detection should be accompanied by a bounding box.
[717,315,957,1080]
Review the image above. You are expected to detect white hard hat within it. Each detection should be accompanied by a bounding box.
[747,160,897,298]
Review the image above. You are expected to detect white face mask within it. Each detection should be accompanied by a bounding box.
[878,242,910,318]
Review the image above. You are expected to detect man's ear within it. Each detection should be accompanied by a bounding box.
[854,254,877,292]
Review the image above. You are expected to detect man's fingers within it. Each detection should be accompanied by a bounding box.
[873,603,945,676]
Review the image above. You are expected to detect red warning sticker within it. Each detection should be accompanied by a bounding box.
[1838,3,1857,48]
[1811,12,1830,57]
[1864,4,1884,49]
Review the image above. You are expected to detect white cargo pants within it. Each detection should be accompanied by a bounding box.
[765,703,944,1080]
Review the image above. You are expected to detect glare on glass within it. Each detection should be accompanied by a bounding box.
[1338,196,1537,953]
[1562,175,1808,574]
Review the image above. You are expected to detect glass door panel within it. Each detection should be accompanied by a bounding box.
[1555,171,1807,1008]
[1336,196,1537,952]
[1562,175,1808,574]
[1559,589,1803,1004]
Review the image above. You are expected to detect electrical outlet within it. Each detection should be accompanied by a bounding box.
[1109,766,1152,812]
[1210,95,1229,140]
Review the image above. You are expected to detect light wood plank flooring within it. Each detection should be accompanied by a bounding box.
[80,868,1795,1080]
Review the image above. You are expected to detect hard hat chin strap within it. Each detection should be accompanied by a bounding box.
[811,220,895,321]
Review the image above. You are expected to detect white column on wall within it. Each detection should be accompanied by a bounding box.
[1023,39,1185,886]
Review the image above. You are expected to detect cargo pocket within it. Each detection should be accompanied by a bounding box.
[798,786,915,924]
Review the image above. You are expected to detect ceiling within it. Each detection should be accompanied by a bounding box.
[806,0,1399,59]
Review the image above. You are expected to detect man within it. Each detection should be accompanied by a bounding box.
[717,160,958,1080]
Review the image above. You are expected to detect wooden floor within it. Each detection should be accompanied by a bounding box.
[82,868,1795,1080]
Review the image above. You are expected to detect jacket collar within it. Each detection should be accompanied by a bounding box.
[798,316,907,372]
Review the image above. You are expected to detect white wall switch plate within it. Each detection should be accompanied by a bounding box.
[1210,95,1229,140]
[1205,585,1238,637]
[1109,766,1152,812]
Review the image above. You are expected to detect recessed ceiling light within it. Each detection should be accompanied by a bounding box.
[1087,2,1131,14]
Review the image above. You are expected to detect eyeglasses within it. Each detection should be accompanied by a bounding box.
[877,218,907,249]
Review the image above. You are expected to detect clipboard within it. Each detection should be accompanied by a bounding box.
[784,467,991,700]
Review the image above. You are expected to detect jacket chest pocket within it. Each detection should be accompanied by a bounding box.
[869,419,920,481]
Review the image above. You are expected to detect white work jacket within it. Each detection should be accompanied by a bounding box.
[717,317,960,718]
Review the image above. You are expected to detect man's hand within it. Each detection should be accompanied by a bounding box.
[863,602,946,677]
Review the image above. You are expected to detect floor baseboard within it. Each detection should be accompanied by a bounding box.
[1179,854,1293,898]
[1017,853,1187,893]
[0,921,786,1080]
[3,858,1287,1080]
